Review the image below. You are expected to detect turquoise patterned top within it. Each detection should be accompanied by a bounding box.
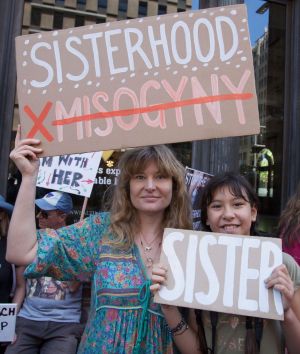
[24,212,173,354]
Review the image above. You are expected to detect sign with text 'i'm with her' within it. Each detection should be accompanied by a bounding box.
[16,4,259,157]
[154,229,284,320]
[37,151,102,197]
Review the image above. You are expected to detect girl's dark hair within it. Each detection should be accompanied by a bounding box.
[200,172,259,235]
[197,172,260,354]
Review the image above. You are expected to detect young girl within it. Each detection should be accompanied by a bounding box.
[6,128,192,353]
[151,172,300,354]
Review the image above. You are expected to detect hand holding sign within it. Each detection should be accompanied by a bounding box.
[265,263,295,312]
[10,125,42,178]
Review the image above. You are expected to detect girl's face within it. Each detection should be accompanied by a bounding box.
[206,186,257,236]
[129,161,173,216]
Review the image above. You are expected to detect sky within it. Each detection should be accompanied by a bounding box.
[192,0,269,47]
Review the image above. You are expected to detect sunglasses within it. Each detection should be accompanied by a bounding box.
[37,210,50,219]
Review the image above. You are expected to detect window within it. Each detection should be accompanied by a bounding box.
[241,1,286,232]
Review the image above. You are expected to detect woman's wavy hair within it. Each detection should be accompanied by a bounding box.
[196,172,261,354]
[200,172,259,235]
[278,182,300,247]
[107,145,192,250]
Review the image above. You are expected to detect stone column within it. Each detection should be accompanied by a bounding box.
[0,0,24,196]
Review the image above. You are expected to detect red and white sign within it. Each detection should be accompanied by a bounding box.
[16,4,259,156]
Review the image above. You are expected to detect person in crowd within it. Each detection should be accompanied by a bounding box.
[278,182,300,266]
[0,195,15,304]
[6,128,192,353]
[0,196,25,354]
[5,191,83,354]
[151,172,300,354]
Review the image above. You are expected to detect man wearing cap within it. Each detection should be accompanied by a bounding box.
[5,191,83,354]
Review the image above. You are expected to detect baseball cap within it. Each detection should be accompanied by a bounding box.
[35,191,73,213]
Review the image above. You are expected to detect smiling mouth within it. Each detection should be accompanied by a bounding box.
[220,225,240,232]
[142,196,160,199]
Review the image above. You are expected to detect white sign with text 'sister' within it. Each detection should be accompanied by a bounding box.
[154,229,283,320]
[15,4,259,157]
[0,304,17,342]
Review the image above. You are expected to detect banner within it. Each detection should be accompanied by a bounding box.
[0,304,17,342]
[37,151,102,197]
[155,229,283,320]
[16,4,259,156]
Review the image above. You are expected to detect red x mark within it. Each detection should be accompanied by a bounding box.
[24,101,54,142]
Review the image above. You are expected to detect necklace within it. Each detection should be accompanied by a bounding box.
[140,231,161,252]
[140,239,162,268]
[139,233,162,268]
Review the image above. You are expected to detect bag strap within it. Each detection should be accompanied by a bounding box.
[210,311,218,354]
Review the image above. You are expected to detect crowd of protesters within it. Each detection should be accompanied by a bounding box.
[1,132,300,353]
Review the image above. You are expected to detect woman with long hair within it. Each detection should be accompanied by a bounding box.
[278,182,300,265]
[152,172,300,354]
[6,126,192,353]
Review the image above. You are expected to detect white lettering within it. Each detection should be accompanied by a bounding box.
[159,232,185,301]
[195,234,219,305]
[238,238,260,311]
[30,42,54,88]
[65,37,89,81]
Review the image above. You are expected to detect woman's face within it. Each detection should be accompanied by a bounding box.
[206,186,257,236]
[129,161,173,216]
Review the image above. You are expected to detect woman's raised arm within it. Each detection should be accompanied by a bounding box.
[6,125,42,265]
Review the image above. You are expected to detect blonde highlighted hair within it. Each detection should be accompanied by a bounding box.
[107,145,192,249]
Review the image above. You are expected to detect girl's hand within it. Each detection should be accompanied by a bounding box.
[265,264,294,311]
[10,125,42,177]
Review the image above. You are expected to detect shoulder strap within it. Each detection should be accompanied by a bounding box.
[195,310,210,354]
[210,311,218,354]
[254,318,263,351]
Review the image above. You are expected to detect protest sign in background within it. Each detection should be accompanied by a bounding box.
[16,4,259,156]
[155,229,283,320]
[37,151,102,197]
[185,167,213,230]
[0,304,17,342]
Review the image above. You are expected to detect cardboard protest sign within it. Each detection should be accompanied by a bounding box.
[155,229,284,320]
[37,151,102,197]
[185,167,213,230]
[15,4,259,157]
[0,304,17,342]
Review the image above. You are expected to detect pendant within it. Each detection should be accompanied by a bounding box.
[146,257,153,268]
[145,246,152,252]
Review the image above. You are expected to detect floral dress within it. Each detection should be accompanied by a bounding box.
[25,212,173,354]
